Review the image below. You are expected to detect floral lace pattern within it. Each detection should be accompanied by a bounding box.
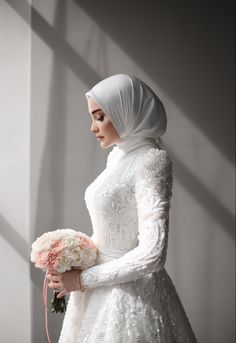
[59,146,197,343]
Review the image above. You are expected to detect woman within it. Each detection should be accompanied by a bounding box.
[47,74,197,342]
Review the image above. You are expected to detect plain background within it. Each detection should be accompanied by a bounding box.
[0,0,235,342]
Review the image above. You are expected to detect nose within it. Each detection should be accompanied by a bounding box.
[90,119,98,133]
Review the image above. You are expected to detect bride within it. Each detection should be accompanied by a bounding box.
[47,74,197,342]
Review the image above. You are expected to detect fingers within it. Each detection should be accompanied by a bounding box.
[47,269,59,276]
[46,271,63,289]
[46,269,83,295]
[57,290,67,299]
[48,274,60,282]
[48,281,63,289]
[47,271,60,281]
[47,276,63,289]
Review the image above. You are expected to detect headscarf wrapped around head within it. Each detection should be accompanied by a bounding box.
[85,74,167,151]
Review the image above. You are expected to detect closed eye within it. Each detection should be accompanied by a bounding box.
[96,115,104,122]
[91,109,106,122]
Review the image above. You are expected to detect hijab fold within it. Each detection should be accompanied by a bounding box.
[86,74,167,152]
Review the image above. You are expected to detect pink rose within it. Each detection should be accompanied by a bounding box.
[76,235,97,250]
[51,239,64,252]
[35,250,61,270]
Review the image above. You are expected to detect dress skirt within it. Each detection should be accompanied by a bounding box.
[58,252,197,343]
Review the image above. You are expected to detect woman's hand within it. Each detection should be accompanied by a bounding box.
[47,269,85,298]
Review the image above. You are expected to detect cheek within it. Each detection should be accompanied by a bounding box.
[102,121,117,137]
[108,123,119,139]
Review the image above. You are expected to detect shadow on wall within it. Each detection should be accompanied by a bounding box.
[166,147,234,238]
[76,0,235,162]
[0,215,28,261]
[31,2,69,342]
[5,0,101,86]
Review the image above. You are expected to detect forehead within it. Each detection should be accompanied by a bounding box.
[87,97,102,113]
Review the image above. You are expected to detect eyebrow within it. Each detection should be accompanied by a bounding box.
[91,109,103,115]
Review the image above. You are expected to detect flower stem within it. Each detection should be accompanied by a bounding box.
[51,290,66,313]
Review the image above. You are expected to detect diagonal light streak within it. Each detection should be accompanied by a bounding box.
[5,0,102,87]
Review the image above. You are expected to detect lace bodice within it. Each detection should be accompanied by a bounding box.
[80,145,173,289]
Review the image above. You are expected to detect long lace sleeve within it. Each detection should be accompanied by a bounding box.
[80,150,173,289]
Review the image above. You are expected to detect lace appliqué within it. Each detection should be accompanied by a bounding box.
[81,148,173,289]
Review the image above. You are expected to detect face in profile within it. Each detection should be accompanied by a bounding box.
[87,97,121,148]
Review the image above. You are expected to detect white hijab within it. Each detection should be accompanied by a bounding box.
[85,74,167,152]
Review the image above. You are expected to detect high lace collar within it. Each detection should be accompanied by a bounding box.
[116,137,159,153]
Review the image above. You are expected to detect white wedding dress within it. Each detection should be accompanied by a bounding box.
[59,144,197,343]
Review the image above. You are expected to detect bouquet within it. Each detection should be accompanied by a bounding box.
[31,228,98,313]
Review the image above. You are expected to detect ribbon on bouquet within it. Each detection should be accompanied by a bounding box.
[43,272,52,343]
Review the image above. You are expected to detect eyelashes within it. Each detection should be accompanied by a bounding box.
[96,115,104,122]
[90,110,106,122]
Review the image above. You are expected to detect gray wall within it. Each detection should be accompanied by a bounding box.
[1,0,235,342]
[0,1,31,342]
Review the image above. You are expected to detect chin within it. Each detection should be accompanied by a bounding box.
[100,140,115,149]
